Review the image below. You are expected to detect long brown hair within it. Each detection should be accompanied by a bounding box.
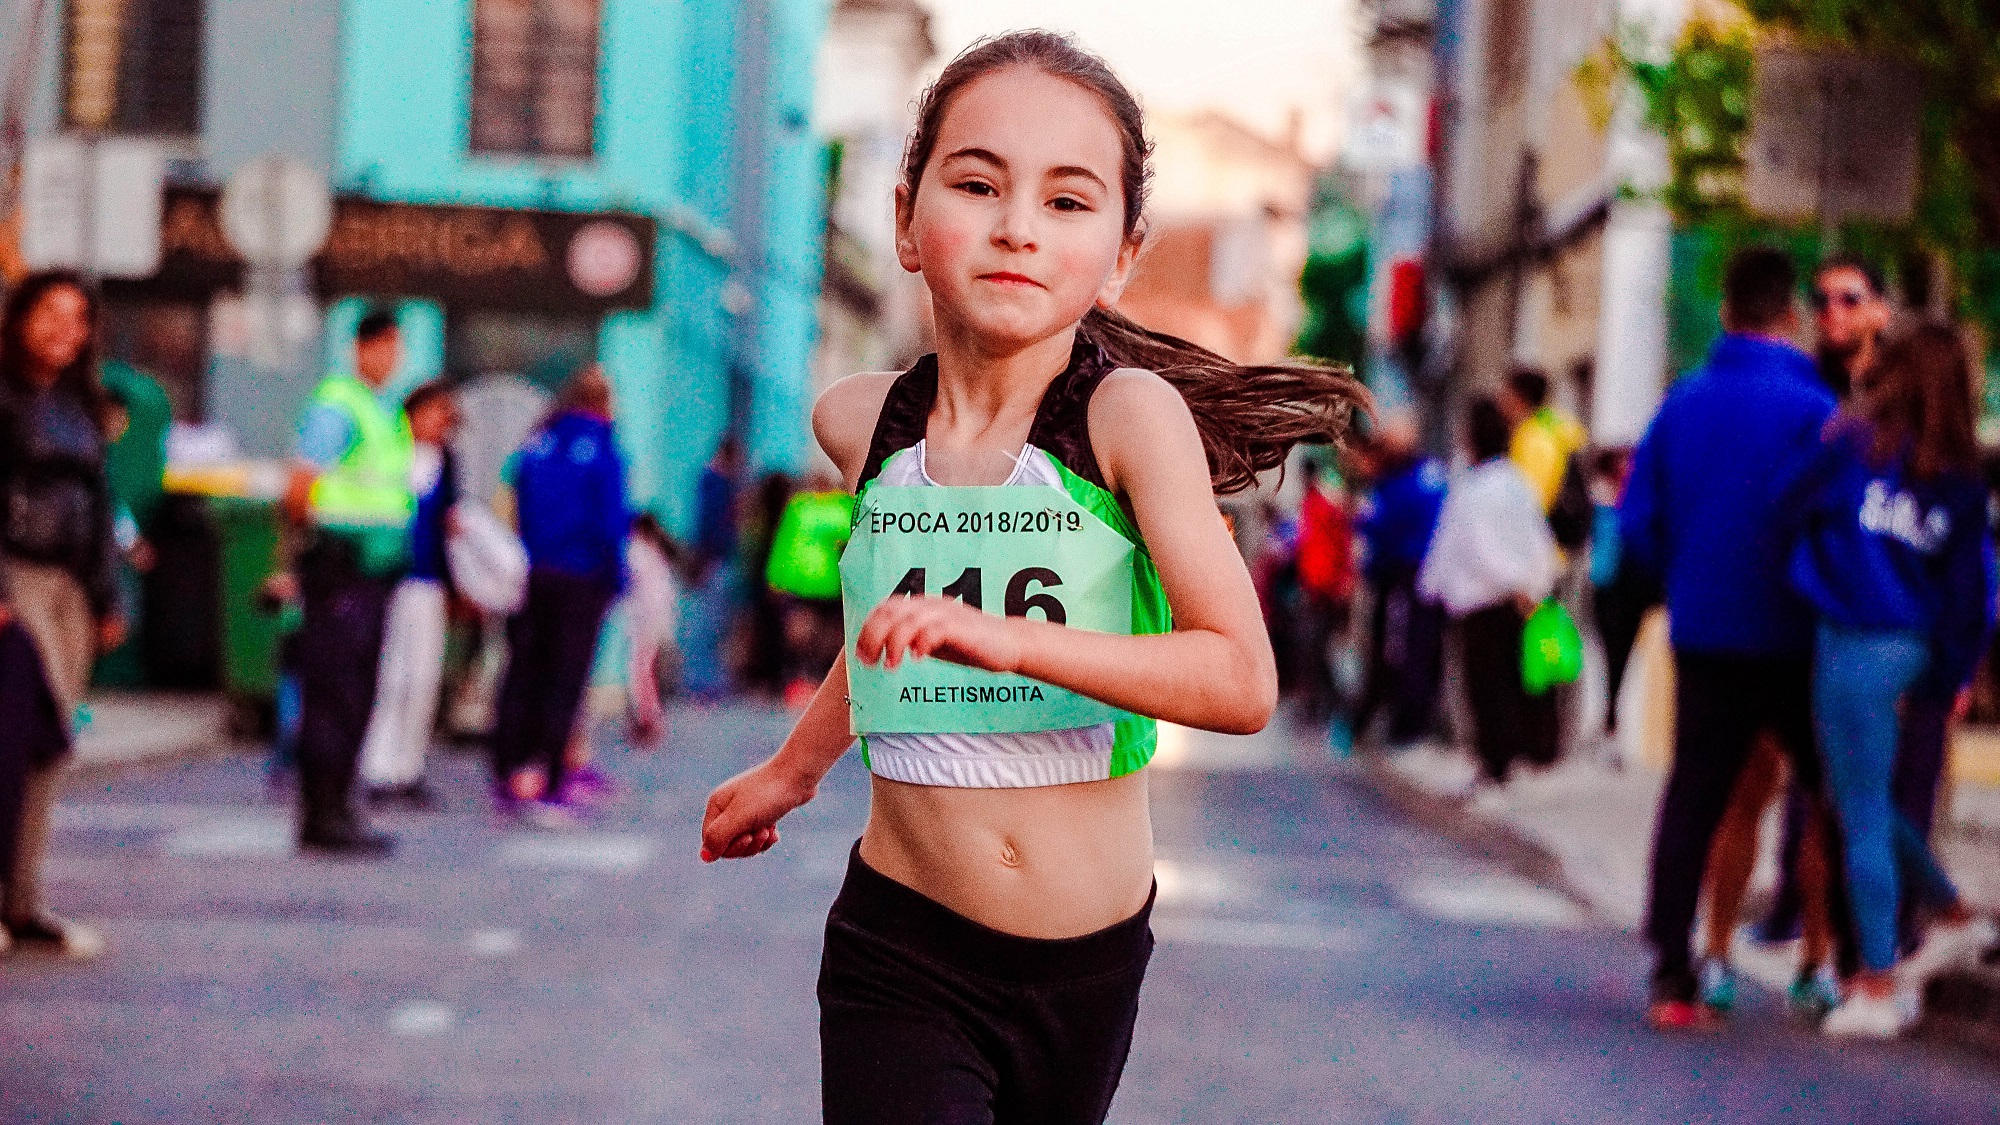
[1847,321,1979,480]
[0,269,110,430]
[902,31,1368,494]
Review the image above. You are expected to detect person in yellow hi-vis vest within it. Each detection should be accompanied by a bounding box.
[1500,367,1586,513]
[277,309,414,856]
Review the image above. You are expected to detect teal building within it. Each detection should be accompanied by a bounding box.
[335,0,832,525]
[18,0,833,533]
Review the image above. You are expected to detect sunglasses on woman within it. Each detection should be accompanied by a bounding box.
[1812,288,1869,312]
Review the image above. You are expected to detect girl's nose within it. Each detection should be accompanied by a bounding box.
[991,198,1038,252]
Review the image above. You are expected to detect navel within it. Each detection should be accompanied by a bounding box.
[998,839,1022,868]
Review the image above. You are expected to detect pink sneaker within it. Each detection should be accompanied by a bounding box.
[558,765,619,807]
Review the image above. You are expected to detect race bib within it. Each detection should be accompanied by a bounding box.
[841,483,1135,734]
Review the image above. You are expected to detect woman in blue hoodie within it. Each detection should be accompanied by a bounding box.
[1783,322,1998,1038]
[493,366,632,828]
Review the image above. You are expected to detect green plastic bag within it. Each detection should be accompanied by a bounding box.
[1521,599,1583,696]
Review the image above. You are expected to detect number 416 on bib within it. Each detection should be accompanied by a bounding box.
[888,566,1067,623]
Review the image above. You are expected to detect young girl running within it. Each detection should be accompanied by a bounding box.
[1782,322,1998,1038]
[700,32,1361,1123]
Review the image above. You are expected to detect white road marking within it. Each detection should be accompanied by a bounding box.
[160,816,293,858]
[1153,858,1265,908]
[1152,914,1365,952]
[466,929,523,957]
[1400,875,1585,930]
[387,1001,457,1036]
[495,834,656,873]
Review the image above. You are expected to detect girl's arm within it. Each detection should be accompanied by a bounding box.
[699,373,895,862]
[700,651,854,861]
[856,371,1277,734]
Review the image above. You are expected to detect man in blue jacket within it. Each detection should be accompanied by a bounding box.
[1619,248,1841,1029]
[1353,415,1447,745]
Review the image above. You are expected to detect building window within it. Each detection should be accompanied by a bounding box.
[470,0,602,159]
[64,0,205,135]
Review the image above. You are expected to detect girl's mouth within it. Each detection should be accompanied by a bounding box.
[977,272,1043,289]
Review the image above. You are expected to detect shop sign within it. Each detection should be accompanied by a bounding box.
[107,190,655,313]
[312,199,655,313]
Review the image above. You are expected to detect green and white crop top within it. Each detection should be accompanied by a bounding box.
[840,341,1172,789]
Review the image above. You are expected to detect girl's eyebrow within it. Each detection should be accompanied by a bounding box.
[942,148,1107,191]
[1048,165,1108,191]
[944,146,1007,168]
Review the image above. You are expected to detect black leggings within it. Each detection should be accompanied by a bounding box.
[818,845,1154,1125]
[491,569,616,795]
[1643,651,1850,996]
[1459,605,1558,782]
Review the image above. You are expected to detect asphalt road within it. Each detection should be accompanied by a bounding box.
[4,704,1997,1123]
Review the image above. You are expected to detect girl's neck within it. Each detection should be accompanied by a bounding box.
[929,320,1080,450]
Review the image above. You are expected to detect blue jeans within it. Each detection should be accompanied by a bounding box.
[1813,623,1961,973]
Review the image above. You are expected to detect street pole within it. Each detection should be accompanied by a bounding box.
[0,0,53,234]
[1420,0,1462,456]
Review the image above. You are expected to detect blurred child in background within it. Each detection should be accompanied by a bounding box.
[625,513,681,745]
[361,381,460,809]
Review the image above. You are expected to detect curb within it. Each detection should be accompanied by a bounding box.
[64,693,244,782]
[1350,748,2000,1051]
[62,734,248,784]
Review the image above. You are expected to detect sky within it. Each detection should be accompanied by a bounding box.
[920,0,1360,162]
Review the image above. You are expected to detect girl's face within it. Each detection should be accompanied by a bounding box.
[896,66,1140,352]
[20,285,92,384]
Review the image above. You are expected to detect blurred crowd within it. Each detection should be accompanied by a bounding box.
[5,245,1999,1043]
[0,269,857,960]
[1254,247,2000,1041]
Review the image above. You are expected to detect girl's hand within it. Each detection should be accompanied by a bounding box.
[700,760,819,862]
[854,595,1022,674]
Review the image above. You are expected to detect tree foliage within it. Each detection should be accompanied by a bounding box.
[1587,2,2000,344]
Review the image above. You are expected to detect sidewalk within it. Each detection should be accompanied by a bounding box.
[1369,732,2000,1045]
[71,691,235,772]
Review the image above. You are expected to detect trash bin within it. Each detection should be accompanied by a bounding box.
[209,495,286,708]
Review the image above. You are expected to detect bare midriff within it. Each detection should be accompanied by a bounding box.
[858,771,1155,940]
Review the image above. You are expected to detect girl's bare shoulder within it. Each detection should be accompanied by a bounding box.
[813,371,903,488]
[1087,367,1201,494]
[1093,366,1179,409]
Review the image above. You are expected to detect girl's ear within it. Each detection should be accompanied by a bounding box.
[1093,231,1145,310]
[894,183,922,275]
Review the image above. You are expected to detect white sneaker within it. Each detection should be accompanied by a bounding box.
[1822,989,1917,1039]
[1902,916,1997,987]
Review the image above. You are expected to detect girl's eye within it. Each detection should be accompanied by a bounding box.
[954,180,997,197]
[1050,196,1090,213]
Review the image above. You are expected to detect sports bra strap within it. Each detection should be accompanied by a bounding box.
[856,338,1118,493]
